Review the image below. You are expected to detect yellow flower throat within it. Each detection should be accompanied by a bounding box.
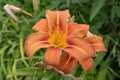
[48,28,67,48]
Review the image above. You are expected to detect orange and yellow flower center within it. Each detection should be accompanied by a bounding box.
[48,28,67,48]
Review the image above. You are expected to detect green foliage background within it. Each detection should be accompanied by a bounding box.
[0,0,120,80]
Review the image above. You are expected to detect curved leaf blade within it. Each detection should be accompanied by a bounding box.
[90,0,106,21]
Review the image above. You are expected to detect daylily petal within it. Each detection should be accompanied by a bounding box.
[55,52,77,74]
[76,24,89,37]
[32,19,48,33]
[64,45,90,62]
[67,22,82,35]
[46,10,57,33]
[79,58,94,71]
[46,10,70,33]
[24,32,50,58]
[44,47,62,66]
[67,37,96,57]
[59,10,70,32]
[25,41,51,59]
[85,35,107,52]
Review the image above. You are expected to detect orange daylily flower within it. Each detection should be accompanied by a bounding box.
[24,10,107,74]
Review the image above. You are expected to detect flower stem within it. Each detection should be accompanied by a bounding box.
[20,38,29,68]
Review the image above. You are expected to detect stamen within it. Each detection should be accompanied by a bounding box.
[48,28,67,48]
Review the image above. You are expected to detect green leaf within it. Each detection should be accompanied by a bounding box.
[41,71,55,80]
[97,68,107,80]
[107,70,115,80]
[94,52,105,68]
[12,70,36,75]
[115,6,120,18]
[10,19,19,31]
[0,45,9,54]
[90,20,104,33]
[79,0,90,3]
[0,67,2,80]
[118,55,120,67]
[90,0,106,21]
[66,0,71,8]
[111,6,116,21]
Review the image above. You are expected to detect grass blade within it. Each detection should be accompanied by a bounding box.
[90,0,106,21]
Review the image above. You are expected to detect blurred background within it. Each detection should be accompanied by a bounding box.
[0,0,120,80]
